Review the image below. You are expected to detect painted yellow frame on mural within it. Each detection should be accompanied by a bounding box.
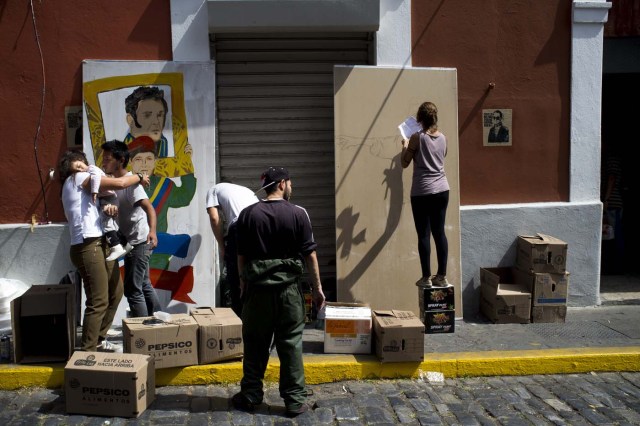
[83,73,194,178]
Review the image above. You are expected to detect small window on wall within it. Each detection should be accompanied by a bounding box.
[483,109,512,147]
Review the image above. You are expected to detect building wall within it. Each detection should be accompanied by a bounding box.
[456,1,609,314]
[0,0,171,285]
[411,0,570,205]
[0,0,172,225]
[0,0,609,316]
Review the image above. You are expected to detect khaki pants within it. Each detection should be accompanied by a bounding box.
[70,237,123,351]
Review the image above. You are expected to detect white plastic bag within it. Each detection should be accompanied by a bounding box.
[0,278,30,314]
[0,278,30,333]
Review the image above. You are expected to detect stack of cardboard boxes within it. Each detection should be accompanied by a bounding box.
[419,284,455,333]
[64,307,244,417]
[480,234,569,324]
[515,234,569,323]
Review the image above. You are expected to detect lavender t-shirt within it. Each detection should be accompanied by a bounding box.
[411,132,450,197]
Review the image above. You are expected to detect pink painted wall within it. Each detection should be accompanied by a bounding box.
[412,0,571,205]
[0,0,172,224]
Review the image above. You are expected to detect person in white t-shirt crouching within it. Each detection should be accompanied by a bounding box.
[206,182,259,316]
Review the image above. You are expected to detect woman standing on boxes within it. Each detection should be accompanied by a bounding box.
[58,149,148,352]
[401,101,450,288]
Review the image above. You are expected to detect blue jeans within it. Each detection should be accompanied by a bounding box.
[123,242,161,317]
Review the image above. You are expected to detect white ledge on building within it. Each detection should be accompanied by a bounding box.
[573,1,612,24]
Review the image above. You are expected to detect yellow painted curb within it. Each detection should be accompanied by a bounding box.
[1,347,639,390]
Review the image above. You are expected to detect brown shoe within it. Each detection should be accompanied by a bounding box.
[415,277,432,287]
[285,403,310,418]
[431,275,451,287]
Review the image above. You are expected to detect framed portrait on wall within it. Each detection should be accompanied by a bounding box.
[65,106,83,148]
[83,73,193,178]
[483,109,512,146]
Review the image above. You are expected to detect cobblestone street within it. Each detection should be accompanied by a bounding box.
[2,372,639,425]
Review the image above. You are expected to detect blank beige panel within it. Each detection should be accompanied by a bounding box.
[334,66,461,318]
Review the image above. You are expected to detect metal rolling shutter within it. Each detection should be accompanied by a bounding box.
[212,33,373,286]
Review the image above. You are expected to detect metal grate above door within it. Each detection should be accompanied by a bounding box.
[211,32,374,289]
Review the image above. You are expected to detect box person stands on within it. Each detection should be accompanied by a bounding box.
[423,310,456,334]
[516,234,567,274]
[11,284,76,363]
[324,302,372,354]
[65,351,155,418]
[372,310,424,362]
[419,285,455,321]
[191,307,243,364]
[123,314,198,369]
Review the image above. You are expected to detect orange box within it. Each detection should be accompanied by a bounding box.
[323,303,371,354]
[325,319,370,334]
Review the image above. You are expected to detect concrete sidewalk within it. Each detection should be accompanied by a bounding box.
[1,305,639,390]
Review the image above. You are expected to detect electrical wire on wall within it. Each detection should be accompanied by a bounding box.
[30,0,50,223]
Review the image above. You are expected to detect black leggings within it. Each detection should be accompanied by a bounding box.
[410,191,449,278]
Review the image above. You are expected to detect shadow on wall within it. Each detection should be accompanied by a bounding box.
[336,154,404,295]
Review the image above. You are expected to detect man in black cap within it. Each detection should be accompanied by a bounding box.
[232,167,326,417]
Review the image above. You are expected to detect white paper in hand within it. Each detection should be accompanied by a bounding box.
[398,116,422,140]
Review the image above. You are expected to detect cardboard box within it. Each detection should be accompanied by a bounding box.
[418,285,455,322]
[65,351,155,417]
[11,284,76,363]
[123,314,198,369]
[516,234,568,273]
[513,269,569,306]
[480,267,532,324]
[372,310,424,362]
[423,310,455,334]
[531,305,567,323]
[324,302,371,354]
[191,307,243,364]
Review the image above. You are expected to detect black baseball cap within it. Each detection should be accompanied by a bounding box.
[260,166,290,191]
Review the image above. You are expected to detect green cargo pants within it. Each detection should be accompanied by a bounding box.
[240,260,306,411]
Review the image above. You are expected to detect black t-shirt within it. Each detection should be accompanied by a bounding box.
[236,199,317,260]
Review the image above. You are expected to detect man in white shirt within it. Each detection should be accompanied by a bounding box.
[206,182,258,315]
[102,140,161,317]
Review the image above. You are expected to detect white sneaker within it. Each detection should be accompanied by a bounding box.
[431,275,451,287]
[97,339,123,353]
[106,243,134,261]
[415,277,432,287]
[106,244,127,261]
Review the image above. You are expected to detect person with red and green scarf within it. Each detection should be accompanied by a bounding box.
[128,136,196,270]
